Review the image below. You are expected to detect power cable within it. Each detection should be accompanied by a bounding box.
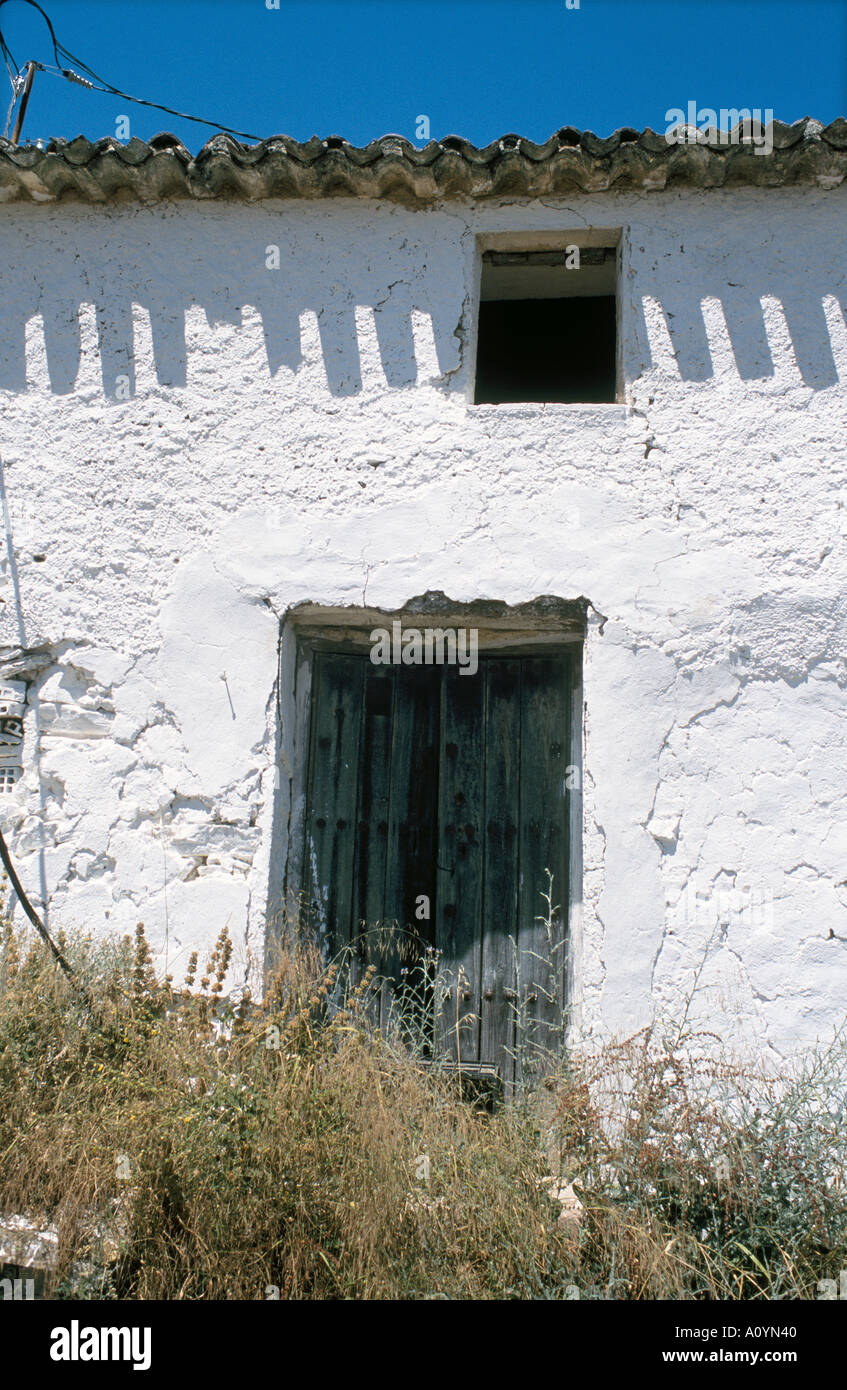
[1,0,263,144]
[0,3,249,1009]
[41,60,263,141]
[0,822,74,979]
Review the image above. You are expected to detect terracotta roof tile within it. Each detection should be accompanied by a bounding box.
[0,118,843,206]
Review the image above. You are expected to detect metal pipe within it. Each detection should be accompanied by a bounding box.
[10,61,36,146]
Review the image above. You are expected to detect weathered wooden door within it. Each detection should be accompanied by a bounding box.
[303,649,571,1084]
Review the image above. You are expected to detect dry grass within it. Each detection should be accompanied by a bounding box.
[0,912,844,1300]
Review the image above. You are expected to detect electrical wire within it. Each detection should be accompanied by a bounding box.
[0,0,263,144]
[41,61,263,141]
[0,820,109,1023]
[0,822,75,979]
[0,5,224,999]
[0,2,256,1003]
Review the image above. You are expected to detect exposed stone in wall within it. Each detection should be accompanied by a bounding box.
[0,633,270,987]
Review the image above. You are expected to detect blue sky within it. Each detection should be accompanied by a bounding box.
[1,0,844,150]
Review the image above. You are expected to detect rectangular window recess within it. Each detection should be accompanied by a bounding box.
[475,233,621,406]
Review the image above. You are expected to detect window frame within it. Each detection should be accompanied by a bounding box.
[470,228,625,406]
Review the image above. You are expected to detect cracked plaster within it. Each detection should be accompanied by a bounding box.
[0,187,845,1054]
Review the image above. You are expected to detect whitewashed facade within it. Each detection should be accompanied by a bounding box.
[0,125,845,1059]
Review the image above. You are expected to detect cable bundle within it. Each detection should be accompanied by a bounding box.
[1,0,262,143]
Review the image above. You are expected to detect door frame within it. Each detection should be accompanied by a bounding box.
[267,592,586,1047]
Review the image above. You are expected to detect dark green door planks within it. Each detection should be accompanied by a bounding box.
[303,649,572,1083]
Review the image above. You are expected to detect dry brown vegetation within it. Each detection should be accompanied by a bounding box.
[0,910,844,1300]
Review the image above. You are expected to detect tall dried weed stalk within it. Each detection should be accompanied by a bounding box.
[0,906,843,1300]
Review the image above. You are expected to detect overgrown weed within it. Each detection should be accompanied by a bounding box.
[0,910,843,1300]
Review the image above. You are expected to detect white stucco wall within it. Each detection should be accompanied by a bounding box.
[0,187,845,1058]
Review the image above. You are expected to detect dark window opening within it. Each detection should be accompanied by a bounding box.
[474,244,618,405]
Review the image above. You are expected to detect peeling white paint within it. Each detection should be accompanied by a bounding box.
[0,188,845,1056]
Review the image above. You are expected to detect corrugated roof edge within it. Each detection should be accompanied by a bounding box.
[0,118,845,205]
